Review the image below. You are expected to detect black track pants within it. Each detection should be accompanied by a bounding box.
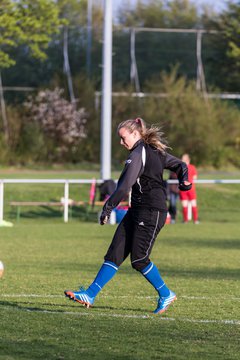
[104,208,167,271]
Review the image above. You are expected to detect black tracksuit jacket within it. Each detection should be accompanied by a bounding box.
[103,139,189,214]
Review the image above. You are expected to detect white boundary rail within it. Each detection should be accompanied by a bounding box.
[0,179,103,224]
[0,179,240,223]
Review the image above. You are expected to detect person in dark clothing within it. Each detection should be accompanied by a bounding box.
[168,171,180,223]
[65,118,191,314]
[99,179,116,201]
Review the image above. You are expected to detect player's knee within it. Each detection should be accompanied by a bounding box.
[131,260,148,272]
[104,255,122,268]
[191,199,197,207]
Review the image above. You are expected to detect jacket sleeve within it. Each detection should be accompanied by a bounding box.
[102,146,143,212]
[164,153,189,184]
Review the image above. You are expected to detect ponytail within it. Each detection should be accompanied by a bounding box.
[118,118,169,153]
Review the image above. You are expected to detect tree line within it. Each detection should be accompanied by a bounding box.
[0,0,239,168]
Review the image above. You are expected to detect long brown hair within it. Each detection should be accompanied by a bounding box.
[117,118,168,153]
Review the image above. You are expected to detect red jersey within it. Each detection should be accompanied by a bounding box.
[179,163,197,201]
[187,164,197,190]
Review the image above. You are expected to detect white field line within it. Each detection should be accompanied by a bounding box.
[1,294,240,301]
[1,306,239,326]
[1,294,239,325]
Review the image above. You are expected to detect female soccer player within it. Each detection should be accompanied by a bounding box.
[65,118,191,314]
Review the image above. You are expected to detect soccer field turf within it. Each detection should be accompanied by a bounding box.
[0,220,239,359]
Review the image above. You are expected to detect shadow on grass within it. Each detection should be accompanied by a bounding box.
[62,260,240,281]
[0,299,151,315]
[163,266,240,280]
[0,339,59,360]
[8,204,99,222]
[164,237,240,250]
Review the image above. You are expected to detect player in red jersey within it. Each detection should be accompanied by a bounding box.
[179,154,199,224]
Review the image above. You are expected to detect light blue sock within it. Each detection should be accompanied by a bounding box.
[87,261,118,298]
[141,262,170,297]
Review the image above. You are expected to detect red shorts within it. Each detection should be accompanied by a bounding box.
[179,189,196,201]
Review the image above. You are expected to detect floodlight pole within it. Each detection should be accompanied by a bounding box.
[100,0,112,180]
[86,0,92,77]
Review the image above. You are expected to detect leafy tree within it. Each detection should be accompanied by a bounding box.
[111,68,240,168]
[1,0,103,100]
[203,1,240,91]
[117,0,198,28]
[143,69,240,167]
[0,0,61,143]
[221,1,240,66]
[115,0,240,92]
[0,0,20,69]
[56,0,87,103]
[114,0,205,89]
[0,0,61,69]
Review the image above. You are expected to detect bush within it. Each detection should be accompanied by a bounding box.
[111,69,240,168]
[24,87,88,162]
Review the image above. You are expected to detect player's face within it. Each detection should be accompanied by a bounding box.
[182,154,190,165]
[118,127,141,150]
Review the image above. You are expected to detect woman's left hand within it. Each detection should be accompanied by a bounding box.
[178,181,192,191]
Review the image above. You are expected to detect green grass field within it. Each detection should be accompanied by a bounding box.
[0,170,240,359]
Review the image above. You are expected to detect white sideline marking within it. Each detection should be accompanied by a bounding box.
[1,294,239,325]
[1,294,240,301]
[1,306,239,325]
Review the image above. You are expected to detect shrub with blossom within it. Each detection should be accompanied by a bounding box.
[25,88,87,159]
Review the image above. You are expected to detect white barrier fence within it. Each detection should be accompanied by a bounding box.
[0,179,240,223]
[0,179,104,224]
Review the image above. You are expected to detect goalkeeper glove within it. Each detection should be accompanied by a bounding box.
[179,182,192,191]
[99,207,112,225]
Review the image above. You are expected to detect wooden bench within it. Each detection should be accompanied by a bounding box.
[9,200,128,221]
[9,201,86,221]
